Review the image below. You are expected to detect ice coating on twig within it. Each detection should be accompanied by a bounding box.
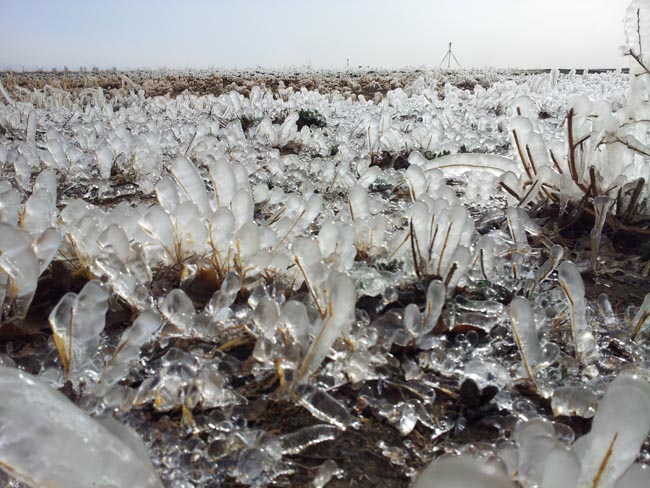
[48,280,109,388]
[0,367,162,488]
[631,292,650,339]
[423,280,445,334]
[558,261,597,361]
[294,272,356,385]
[577,375,650,488]
[534,244,563,285]
[509,297,541,381]
[407,197,474,286]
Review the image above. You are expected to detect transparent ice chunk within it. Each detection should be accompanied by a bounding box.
[0,366,162,488]
[295,384,360,430]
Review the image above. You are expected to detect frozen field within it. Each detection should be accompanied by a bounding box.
[1,55,650,488]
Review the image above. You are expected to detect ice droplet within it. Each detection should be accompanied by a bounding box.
[551,385,597,418]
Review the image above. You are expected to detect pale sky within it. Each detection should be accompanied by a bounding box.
[0,0,633,70]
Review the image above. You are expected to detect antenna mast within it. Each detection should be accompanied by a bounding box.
[439,42,461,69]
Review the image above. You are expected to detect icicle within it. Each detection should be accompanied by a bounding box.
[591,196,613,271]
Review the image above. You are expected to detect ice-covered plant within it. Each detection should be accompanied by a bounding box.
[509,297,542,382]
[0,222,59,320]
[396,195,474,289]
[558,261,597,362]
[293,271,356,387]
[402,280,446,340]
[348,185,387,258]
[631,291,650,339]
[48,280,109,389]
[95,310,162,396]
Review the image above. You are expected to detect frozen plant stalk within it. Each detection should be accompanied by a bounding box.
[293,272,356,386]
[631,292,650,340]
[48,280,109,387]
[509,297,541,381]
[577,375,650,488]
[558,261,597,362]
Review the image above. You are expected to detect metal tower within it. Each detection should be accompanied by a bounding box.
[439,42,461,69]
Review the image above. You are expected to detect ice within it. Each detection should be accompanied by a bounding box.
[96,144,114,180]
[159,289,196,334]
[551,386,597,418]
[591,196,613,270]
[0,23,648,486]
[96,311,162,395]
[631,292,650,339]
[558,261,597,361]
[413,455,515,488]
[295,385,360,430]
[26,109,36,142]
[171,156,210,215]
[577,375,650,487]
[279,425,339,455]
[294,272,356,385]
[534,244,563,285]
[312,460,343,488]
[0,366,162,488]
[423,280,446,334]
[0,223,40,318]
[615,465,650,488]
[514,418,558,486]
[407,197,474,285]
[540,446,581,488]
[509,297,541,381]
[48,280,109,388]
